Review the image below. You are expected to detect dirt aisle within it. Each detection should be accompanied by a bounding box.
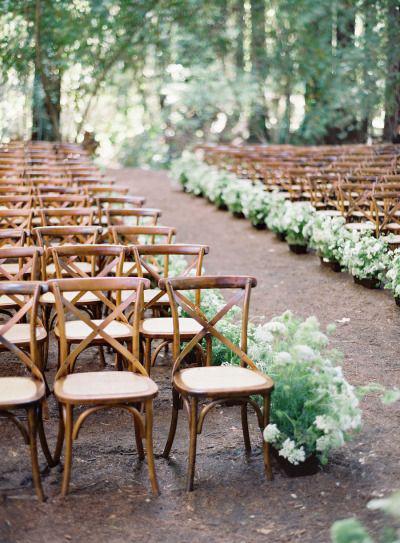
[0,168,399,543]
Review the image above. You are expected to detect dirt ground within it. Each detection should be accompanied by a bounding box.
[1,167,399,543]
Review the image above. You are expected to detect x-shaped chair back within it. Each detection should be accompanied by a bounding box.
[96,196,146,225]
[0,281,46,380]
[0,247,42,281]
[0,196,34,209]
[106,208,161,227]
[131,244,209,309]
[371,191,400,235]
[335,182,374,220]
[84,185,129,198]
[50,277,150,378]
[37,207,95,227]
[159,275,258,375]
[0,229,27,248]
[50,244,125,281]
[0,209,33,230]
[111,226,176,246]
[34,225,102,248]
[37,195,89,208]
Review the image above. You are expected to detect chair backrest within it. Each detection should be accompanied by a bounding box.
[131,244,209,310]
[96,196,146,225]
[106,208,162,227]
[49,244,125,279]
[34,225,102,247]
[50,276,150,378]
[0,209,33,230]
[0,228,27,248]
[0,281,46,381]
[36,194,88,208]
[36,207,95,227]
[0,247,43,281]
[159,275,258,374]
[111,225,176,245]
[0,196,34,209]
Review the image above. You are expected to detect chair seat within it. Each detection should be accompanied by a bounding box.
[54,319,132,341]
[118,288,169,304]
[0,377,45,406]
[173,366,273,397]
[46,262,92,276]
[140,317,202,337]
[344,222,375,232]
[0,323,47,344]
[384,222,400,232]
[54,371,158,404]
[315,210,342,217]
[40,290,100,304]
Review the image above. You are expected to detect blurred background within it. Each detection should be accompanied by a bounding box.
[0,0,399,167]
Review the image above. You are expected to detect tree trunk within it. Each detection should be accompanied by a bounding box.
[31,0,61,141]
[234,0,245,70]
[383,0,400,142]
[248,0,268,142]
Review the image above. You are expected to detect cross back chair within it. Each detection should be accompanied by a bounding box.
[371,191,400,236]
[0,228,27,248]
[0,196,34,209]
[134,244,209,375]
[106,208,162,228]
[96,195,146,225]
[37,207,96,227]
[0,208,33,230]
[49,276,159,497]
[84,185,129,198]
[36,194,89,208]
[111,225,176,246]
[0,281,55,501]
[159,275,274,491]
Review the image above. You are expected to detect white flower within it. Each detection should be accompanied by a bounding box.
[293,344,316,361]
[275,351,292,364]
[263,424,281,443]
[278,439,306,465]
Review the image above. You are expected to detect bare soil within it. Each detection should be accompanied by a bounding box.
[1,167,399,543]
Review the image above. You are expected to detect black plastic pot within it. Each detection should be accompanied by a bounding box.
[233,211,245,219]
[319,257,342,273]
[272,448,320,477]
[289,244,308,254]
[252,222,267,230]
[276,232,286,242]
[353,276,381,289]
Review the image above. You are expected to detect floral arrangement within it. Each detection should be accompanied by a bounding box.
[310,214,349,264]
[341,230,391,282]
[264,193,290,235]
[385,248,400,299]
[221,178,250,215]
[280,202,316,246]
[240,182,273,227]
[247,311,361,465]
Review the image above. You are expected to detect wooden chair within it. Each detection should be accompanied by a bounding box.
[36,194,89,208]
[0,196,34,209]
[49,276,159,497]
[0,228,27,248]
[0,209,33,230]
[106,208,162,227]
[96,196,146,226]
[36,207,96,227]
[0,281,55,501]
[159,275,274,491]
[110,225,176,246]
[135,244,209,375]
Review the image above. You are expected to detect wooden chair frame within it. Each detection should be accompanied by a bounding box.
[111,225,176,246]
[159,275,274,491]
[0,281,55,500]
[49,276,159,497]
[106,208,162,227]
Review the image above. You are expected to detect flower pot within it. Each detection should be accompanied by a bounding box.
[276,232,286,242]
[319,257,342,273]
[353,276,381,289]
[233,211,245,219]
[289,244,308,255]
[217,203,228,211]
[271,447,319,477]
[252,222,267,230]
[395,296,400,307]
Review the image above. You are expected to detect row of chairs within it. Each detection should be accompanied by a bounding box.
[0,141,274,500]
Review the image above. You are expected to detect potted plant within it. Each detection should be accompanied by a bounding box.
[341,231,390,289]
[246,311,362,475]
[265,193,290,241]
[283,202,315,254]
[385,248,400,305]
[222,178,250,218]
[310,214,348,272]
[241,182,271,229]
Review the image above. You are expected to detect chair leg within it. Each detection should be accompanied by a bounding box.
[162,388,180,459]
[37,402,57,467]
[144,338,152,375]
[145,399,159,496]
[241,403,251,455]
[27,406,45,501]
[262,394,273,481]
[186,397,198,492]
[61,404,74,497]
[134,409,145,461]
[53,401,65,464]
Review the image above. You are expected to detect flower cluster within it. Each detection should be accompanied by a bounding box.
[310,214,349,263]
[385,248,400,298]
[247,311,361,464]
[280,202,315,246]
[341,230,391,281]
